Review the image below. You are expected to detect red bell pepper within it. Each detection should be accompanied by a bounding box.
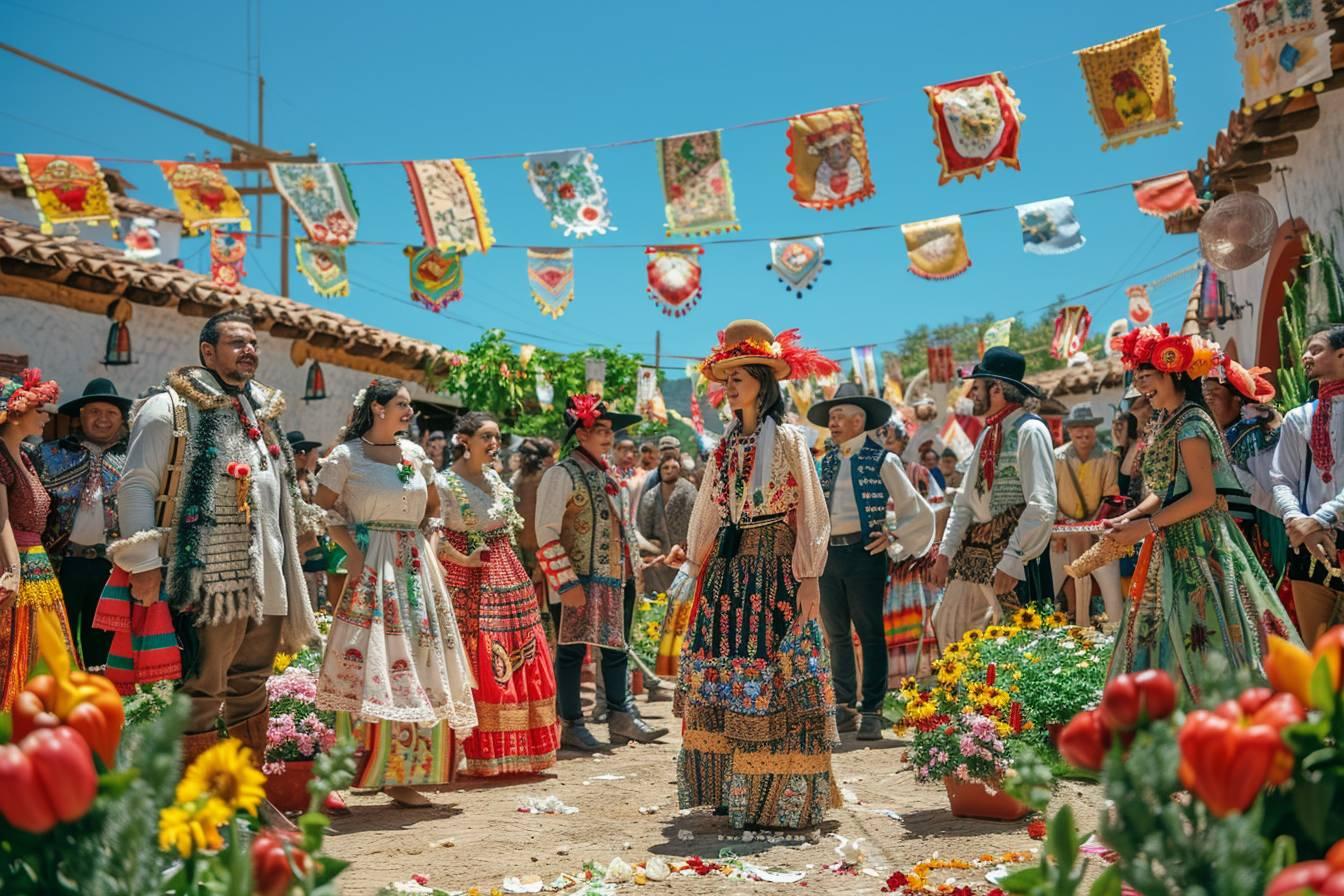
[1098,669,1177,733]
[0,726,99,833]
[0,743,58,833]
[1057,708,1111,772]
[1178,702,1284,817]
[1233,688,1307,785]
[1265,860,1344,896]
[251,829,312,896]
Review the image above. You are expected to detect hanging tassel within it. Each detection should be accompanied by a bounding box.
[304,360,327,402]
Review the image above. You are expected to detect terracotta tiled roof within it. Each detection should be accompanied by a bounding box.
[0,218,463,383]
[1024,355,1126,399]
[0,165,184,224]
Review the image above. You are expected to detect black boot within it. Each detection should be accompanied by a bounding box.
[560,719,608,752]
[608,709,669,745]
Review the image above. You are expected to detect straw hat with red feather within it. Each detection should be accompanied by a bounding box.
[699,320,839,383]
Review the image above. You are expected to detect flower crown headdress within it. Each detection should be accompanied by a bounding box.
[0,369,59,426]
[698,326,839,383]
[1119,323,1223,378]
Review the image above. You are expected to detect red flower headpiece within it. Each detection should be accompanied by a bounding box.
[1218,357,1276,404]
[1119,323,1170,370]
[0,368,60,425]
[1150,335,1195,374]
[567,393,603,429]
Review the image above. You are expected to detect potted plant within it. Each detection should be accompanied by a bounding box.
[262,654,337,813]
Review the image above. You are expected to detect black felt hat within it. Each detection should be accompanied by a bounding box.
[58,378,132,417]
[806,382,893,430]
[562,394,642,445]
[286,430,321,452]
[965,346,1039,398]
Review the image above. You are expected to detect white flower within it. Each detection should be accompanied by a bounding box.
[352,388,368,410]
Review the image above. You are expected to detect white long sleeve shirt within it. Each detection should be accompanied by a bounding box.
[1270,393,1344,531]
[828,434,935,562]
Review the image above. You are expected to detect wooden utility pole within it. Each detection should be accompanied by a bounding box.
[655,330,661,372]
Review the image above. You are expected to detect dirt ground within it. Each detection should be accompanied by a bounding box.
[329,697,1105,896]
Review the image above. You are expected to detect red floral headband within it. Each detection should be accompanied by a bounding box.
[0,368,59,426]
[567,393,604,429]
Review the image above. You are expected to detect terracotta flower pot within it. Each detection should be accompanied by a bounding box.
[943,775,1031,821]
[264,759,315,813]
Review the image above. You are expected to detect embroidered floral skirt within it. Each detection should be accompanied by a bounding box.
[441,529,558,777]
[674,520,840,830]
[1,544,78,710]
[1107,503,1301,703]
[884,553,940,684]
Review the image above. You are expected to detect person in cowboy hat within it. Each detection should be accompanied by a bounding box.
[808,383,935,740]
[929,347,1057,647]
[1049,402,1123,627]
[534,394,668,750]
[32,377,133,669]
[286,431,328,610]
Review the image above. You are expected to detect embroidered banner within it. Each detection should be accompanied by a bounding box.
[1132,172,1199,219]
[785,105,875,210]
[1199,262,1226,322]
[268,162,359,245]
[927,344,955,384]
[123,217,161,261]
[157,161,250,235]
[527,247,575,319]
[689,391,705,435]
[523,149,614,238]
[15,154,119,235]
[1127,285,1152,325]
[1017,196,1085,255]
[645,245,704,317]
[295,240,349,297]
[405,246,464,312]
[636,367,668,424]
[1051,305,1093,360]
[850,345,879,395]
[901,215,971,280]
[1076,27,1181,150]
[924,72,1025,185]
[655,130,740,237]
[767,237,830,297]
[1226,0,1332,111]
[983,318,1015,349]
[536,371,555,410]
[209,227,246,294]
[403,159,494,255]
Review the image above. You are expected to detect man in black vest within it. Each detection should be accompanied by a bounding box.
[809,384,935,739]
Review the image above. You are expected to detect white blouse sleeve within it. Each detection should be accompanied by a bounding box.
[685,449,722,572]
[316,443,352,495]
[786,427,830,579]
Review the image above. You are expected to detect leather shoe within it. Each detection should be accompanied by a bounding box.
[561,720,608,752]
[835,707,860,733]
[857,713,884,741]
[608,710,668,745]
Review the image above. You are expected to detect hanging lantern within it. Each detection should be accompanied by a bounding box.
[304,360,327,402]
[103,299,132,366]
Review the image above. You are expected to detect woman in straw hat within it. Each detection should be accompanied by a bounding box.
[664,320,842,830]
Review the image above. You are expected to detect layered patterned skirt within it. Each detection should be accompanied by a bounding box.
[441,528,558,777]
[884,553,940,684]
[675,519,840,830]
[1,543,79,710]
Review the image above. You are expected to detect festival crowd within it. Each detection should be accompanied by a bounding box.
[1,309,1342,831]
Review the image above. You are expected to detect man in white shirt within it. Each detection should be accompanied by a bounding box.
[1270,325,1344,645]
[809,384,935,740]
[930,348,1056,647]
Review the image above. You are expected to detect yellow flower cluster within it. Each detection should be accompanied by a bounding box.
[896,851,1035,892]
[272,652,295,673]
[158,739,267,858]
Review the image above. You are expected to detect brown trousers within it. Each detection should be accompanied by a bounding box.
[1293,579,1344,648]
[180,613,283,734]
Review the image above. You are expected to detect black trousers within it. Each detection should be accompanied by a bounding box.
[552,580,635,722]
[58,555,114,669]
[819,542,888,714]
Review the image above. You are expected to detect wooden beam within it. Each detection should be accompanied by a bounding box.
[1229,135,1299,166]
[0,271,115,316]
[1253,105,1321,138]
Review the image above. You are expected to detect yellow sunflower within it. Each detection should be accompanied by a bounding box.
[962,629,983,643]
[157,798,231,857]
[1012,607,1042,630]
[176,738,267,816]
[1047,611,1070,628]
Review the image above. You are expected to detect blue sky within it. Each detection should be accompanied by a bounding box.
[2,0,1240,375]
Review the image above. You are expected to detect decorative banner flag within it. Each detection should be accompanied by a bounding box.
[209,228,246,294]
[519,344,536,368]
[535,371,555,411]
[15,154,119,235]
[123,217,162,261]
[850,345,879,395]
[156,160,250,235]
[689,391,705,435]
[268,162,359,245]
[403,159,495,255]
[927,344,955,384]
[584,358,606,397]
[816,371,841,400]
[901,216,971,280]
[655,130,740,237]
[636,367,669,424]
[1105,318,1128,358]
[405,246,464,312]
[1127,285,1152,324]
[523,149,614,238]
[923,71,1026,185]
[983,318,1015,349]
[785,105,875,210]
[1016,196,1085,255]
[1132,172,1199,220]
[1199,262,1225,322]
[1226,0,1332,111]
[1051,305,1093,360]
[1076,27,1181,150]
[767,237,831,297]
[645,245,704,317]
[883,368,904,404]
[295,239,349,297]
[527,247,575,319]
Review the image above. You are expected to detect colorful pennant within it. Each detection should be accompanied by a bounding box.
[295,240,349,297]
[901,216,971,280]
[527,247,575,319]
[785,105,875,210]
[1127,285,1152,325]
[157,161,250,235]
[689,391,705,435]
[15,154,119,235]
[766,237,831,297]
[1017,196,1085,255]
[209,228,247,294]
[983,318,1015,349]
[924,72,1025,185]
[1105,318,1128,357]
[1076,27,1181,150]
[1132,172,1199,220]
[535,371,555,411]
[1226,0,1332,112]
[268,162,359,245]
[122,217,161,261]
[403,159,495,255]
[655,130,740,237]
[850,345,879,395]
[637,367,668,424]
[1199,262,1225,322]
[1051,305,1093,360]
[927,344,955,384]
[523,149,614,238]
[645,245,704,317]
[405,246,464,312]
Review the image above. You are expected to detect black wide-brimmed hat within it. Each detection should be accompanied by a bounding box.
[286,430,321,452]
[965,346,1039,398]
[58,377,132,417]
[806,382,892,431]
[562,394,642,445]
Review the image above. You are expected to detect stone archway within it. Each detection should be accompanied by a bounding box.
[1256,217,1309,377]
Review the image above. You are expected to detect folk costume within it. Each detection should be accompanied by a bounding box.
[1107,327,1300,701]
[934,348,1056,649]
[316,438,477,788]
[0,370,79,711]
[33,378,131,669]
[641,470,699,677]
[807,383,934,737]
[882,453,945,684]
[110,366,319,763]
[288,431,329,611]
[534,395,668,750]
[676,321,842,830]
[436,466,558,776]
